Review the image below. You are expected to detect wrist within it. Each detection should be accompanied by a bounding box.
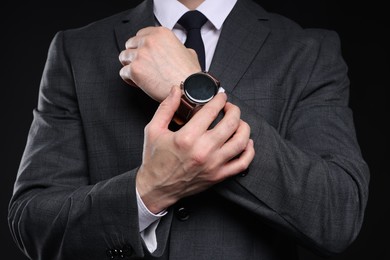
[173,72,221,125]
[136,187,167,232]
[136,167,178,214]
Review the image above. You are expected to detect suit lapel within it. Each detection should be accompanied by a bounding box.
[209,0,270,92]
[114,0,155,52]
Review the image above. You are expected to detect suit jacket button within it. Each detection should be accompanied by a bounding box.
[106,249,115,259]
[176,207,190,221]
[239,169,248,177]
[118,248,124,258]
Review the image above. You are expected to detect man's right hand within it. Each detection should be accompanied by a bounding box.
[136,86,255,214]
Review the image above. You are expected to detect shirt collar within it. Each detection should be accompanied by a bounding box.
[153,0,237,30]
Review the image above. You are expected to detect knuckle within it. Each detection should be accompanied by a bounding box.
[205,105,221,119]
[190,151,208,166]
[142,35,155,47]
[144,122,153,135]
[125,39,132,49]
[118,51,126,63]
[130,62,142,77]
[144,122,160,138]
[236,139,248,152]
[158,26,170,34]
[157,26,173,37]
[119,66,131,80]
[174,134,193,150]
[188,48,198,57]
[236,160,249,172]
[119,66,126,78]
[134,48,145,61]
[243,121,251,132]
[226,117,239,132]
[231,104,241,118]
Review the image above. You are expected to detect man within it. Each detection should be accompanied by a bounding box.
[8,0,370,259]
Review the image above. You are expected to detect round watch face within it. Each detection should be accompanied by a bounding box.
[183,73,219,104]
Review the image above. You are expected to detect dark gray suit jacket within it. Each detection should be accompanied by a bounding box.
[8,0,370,259]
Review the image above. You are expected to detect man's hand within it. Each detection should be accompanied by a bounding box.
[136,86,255,213]
[119,26,201,102]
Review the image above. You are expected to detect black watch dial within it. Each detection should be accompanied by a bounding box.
[183,73,219,104]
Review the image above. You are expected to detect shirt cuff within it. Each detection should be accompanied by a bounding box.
[136,187,167,232]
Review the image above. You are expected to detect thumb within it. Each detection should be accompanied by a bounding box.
[150,86,181,129]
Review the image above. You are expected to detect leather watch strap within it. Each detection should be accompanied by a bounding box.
[173,96,202,126]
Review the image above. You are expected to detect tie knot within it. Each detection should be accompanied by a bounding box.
[178,10,208,31]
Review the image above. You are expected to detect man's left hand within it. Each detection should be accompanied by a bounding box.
[119,26,201,102]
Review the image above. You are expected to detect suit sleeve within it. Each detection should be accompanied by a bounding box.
[214,31,370,256]
[7,31,152,260]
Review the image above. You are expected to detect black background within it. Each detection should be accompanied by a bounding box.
[1,0,388,259]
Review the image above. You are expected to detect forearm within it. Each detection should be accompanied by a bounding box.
[8,30,144,259]
[214,89,369,256]
[9,168,144,260]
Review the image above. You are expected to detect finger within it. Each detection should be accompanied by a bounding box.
[129,26,170,48]
[119,49,137,66]
[135,26,161,36]
[119,65,138,87]
[216,120,251,161]
[125,35,141,49]
[150,86,182,129]
[181,92,227,134]
[187,48,198,59]
[215,139,255,179]
[207,102,241,145]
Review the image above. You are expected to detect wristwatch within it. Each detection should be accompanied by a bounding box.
[173,72,220,125]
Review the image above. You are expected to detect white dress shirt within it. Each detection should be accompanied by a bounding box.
[153,0,237,71]
[137,0,237,253]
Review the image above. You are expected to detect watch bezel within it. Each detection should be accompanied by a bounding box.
[181,72,220,105]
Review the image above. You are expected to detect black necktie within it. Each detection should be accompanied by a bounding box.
[178,10,208,71]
